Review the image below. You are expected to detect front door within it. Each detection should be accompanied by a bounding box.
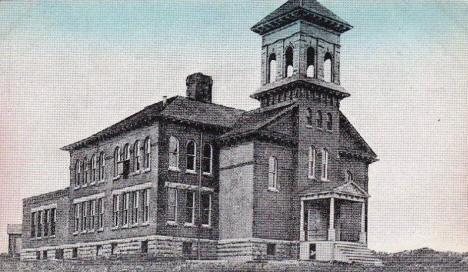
[307,209,326,240]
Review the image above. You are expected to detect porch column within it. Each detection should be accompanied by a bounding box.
[328,197,336,241]
[359,201,367,244]
[300,200,305,241]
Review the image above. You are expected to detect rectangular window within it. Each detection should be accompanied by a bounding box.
[182,242,192,257]
[131,191,139,225]
[37,211,42,237]
[268,156,278,189]
[72,248,78,258]
[143,189,149,223]
[141,240,148,254]
[74,204,80,233]
[111,243,117,255]
[36,251,40,260]
[50,208,56,236]
[90,200,96,231]
[122,193,129,226]
[80,202,86,231]
[43,209,49,237]
[55,249,63,260]
[201,194,211,226]
[321,149,329,181]
[267,243,276,256]
[185,191,195,225]
[167,188,177,222]
[308,146,316,179]
[98,198,104,229]
[30,212,36,238]
[113,195,119,227]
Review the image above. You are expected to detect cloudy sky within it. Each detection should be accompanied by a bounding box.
[0,0,467,253]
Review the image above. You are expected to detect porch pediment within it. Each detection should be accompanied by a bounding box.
[299,182,369,202]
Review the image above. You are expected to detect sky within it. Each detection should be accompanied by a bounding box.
[0,0,467,254]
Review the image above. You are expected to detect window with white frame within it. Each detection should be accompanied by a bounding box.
[75,161,81,188]
[98,198,104,229]
[268,156,278,190]
[83,158,89,185]
[43,209,49,237]
[74,204,80,233]
[131,191,139,225]
[316,110,323,128]
[144,138,151,170]
[167,188,177,222]
[326,113,333,131]
[308,146,316,179]
[112,195,119,227]
[99,152,105,181]
[31,212,36,238]
[143,189,149,223]
[202,143,213,175]
[306,108,314,126]
[169,136,179,170]
[114,147,121,177]
[134,140,141,172]
[321,149,329,181]
[201,194,212,227]
[186,140,196,173]
[345,170,353,182]
[80,203,85,231]
[83,201,88,230]
[37,211,42,237]
[91,155,97,183]
[185,191,195,225]
[50,208,56,236]
[122,193,129,226]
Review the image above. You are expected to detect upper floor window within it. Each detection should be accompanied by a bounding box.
[142,189,149,223]
[345,170,353,182]
[327,113,333,131]
[316,110,323,128]
[202,143,213,175]
[201,193,212,227]
[144,138,151,170]
[75,161,81,188]
[324,52,332,83]
[186,140,196,173]
[321,149,329,181]
[99,152,105,181]
[83,158,89,185]
[91,155,97,183]
[167,188,177,223]
[268,53,277,83]
[30,212,36,238]
[285,47,293,77]
[123,144,130,161]
[114,147,121,177]
[268,156,278,190]
[185,191,195,225]
[112,195,119,227]
[306,108,314,126]
[308,146,316,179]
[134,140,141,172]
[307,47,315,78]
[169,136,179,170]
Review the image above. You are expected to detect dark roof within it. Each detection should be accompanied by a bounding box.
[7,224,22,235]
[62,96,244,151]
[23,187,70,205]
[219,102,297,141]
[251,0,352,34]
[339,111,378,160]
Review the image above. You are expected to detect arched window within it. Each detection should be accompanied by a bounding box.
[202,143,213,175]
[285,47,294,77]
[99,152,105,181]
[75,160,81,187]
[144,138,151,170]
[307,47,315,78]
[324,52,332,82]
[321,149,329,181]
[83,158,89,185]
[308,146,316,179]
[268,156,278,190]
[123,144,130,162]
[134,140,141,172]
[91,155,97,183]
[268,54,277,83]
[345,170,353,182]
[327,113,333,131]
[186,140,196,172]
[169,136,179,170]
[114,147,121,177]
[306,108,314,126]
[316,110,323,128]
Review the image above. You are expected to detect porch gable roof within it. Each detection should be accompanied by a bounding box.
[299,181,369,199]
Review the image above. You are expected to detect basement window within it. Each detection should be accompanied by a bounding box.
[141,240,148,254]
[72,248,78,259]
[267,243,276,256]
[55,249,64,260]
[182,242,192,257]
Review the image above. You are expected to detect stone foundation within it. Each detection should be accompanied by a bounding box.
[218,238,298,261]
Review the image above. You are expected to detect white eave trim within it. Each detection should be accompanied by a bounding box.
[165,182,214,193]
[73,193,105,204]
[112,182,153,195]
[31,203,57,212]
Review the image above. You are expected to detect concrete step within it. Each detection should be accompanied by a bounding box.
[336,244,383,266]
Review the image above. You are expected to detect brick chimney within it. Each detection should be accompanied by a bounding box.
[186,73,212,103]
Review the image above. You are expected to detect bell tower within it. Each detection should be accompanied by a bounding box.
[251,0,353,107]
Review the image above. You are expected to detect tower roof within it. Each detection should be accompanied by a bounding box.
[251,0,352,35]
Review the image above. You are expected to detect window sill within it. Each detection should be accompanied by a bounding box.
[121,225,129,229]
[184,223,196,227]
[130,171,140,177]
[82,184,88,188]
[72,232,79,236]
[74,186,81,190]
[203,172,213,177]
[308,176,316,180]
[130,224,139,228]
[317,127,323,131]
[111,227,119,231]
[321,178,331,182]
[89,181,97,186]
[113,175,121,181]
[142,168,151,173]
[186,170,197,175]
[141,222,150,227]
[97,228,104,233]
[169,167,180,172]
[166,221,178,226]
[268,187,279,193]
[97,180,106,184]
[306,125,314,129]
[201,224,212,229]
